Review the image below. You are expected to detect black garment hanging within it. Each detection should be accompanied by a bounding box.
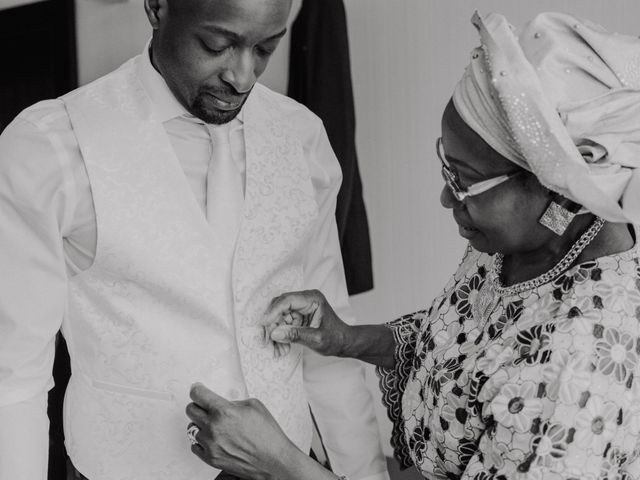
[288,0,374,295]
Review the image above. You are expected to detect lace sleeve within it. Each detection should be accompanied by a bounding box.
[375,311,423,469]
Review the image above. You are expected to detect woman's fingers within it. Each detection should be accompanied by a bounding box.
[185,384,295,478]
[261,290,344,357]
[261,290,323,327]
[190,383,231,413]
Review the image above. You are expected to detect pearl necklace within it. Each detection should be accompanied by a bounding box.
[472,216,605,325]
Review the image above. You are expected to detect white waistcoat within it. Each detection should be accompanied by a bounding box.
[60,58,318,479]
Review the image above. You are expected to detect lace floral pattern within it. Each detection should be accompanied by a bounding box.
[379,245,640,479]
[377,313,423,468]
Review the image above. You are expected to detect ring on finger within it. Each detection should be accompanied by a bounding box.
[187,422,200,446]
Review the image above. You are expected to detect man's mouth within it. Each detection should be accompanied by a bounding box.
[204,92,245,111]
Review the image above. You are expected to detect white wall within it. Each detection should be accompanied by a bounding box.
[74,0,640,459]
[75,0,149,85]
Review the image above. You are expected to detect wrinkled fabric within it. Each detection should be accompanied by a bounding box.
[453,12,640,223]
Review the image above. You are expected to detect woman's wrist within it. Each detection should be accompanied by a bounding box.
[337,324,357,358]
[344,324,396,369]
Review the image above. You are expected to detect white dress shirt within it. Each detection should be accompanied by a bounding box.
[0,48,389,480]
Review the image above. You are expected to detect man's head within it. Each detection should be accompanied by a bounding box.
[145,0,292,124]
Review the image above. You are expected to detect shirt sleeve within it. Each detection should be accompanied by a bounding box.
[0,109,73,480]
[298,115,389,480]
[376,313,423,470]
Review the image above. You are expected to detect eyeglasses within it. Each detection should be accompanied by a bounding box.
[437,137,519,202]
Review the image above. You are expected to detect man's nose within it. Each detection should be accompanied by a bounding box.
[221,49,257,94]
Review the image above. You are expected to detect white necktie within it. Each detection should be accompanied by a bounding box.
[205,124,244,249]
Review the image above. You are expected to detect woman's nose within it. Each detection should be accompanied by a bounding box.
[440,185,459,209]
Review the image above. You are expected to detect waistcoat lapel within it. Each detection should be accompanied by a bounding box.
[232,84,318,440]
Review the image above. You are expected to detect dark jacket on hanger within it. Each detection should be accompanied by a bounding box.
[288,0,374,295]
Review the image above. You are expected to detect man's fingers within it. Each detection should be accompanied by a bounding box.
[190,383,231,412]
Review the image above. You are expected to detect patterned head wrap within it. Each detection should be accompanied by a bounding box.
[453,12,640,223]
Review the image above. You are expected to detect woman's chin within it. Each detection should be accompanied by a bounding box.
[460,229,492,253]
[458,224,480,240]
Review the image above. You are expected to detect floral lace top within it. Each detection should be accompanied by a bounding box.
[377,243,640,479]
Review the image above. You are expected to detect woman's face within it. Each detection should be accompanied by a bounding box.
[439,100,552,255]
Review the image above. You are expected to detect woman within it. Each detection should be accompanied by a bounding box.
[186,12,640,480]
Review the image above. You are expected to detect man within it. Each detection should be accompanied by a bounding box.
[0,1,389,479]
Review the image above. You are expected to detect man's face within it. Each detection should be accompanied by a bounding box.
[149,0,291,124]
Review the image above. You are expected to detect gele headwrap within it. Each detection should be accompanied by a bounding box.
[453,12,640,223]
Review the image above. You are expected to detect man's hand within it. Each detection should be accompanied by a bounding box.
[186,383,301,480]
[262,289,352,357]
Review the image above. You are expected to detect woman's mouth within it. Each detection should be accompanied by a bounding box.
[458,224,479,239]
[453,213,479,239]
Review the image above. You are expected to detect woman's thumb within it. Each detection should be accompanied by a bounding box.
[270,325,319,348]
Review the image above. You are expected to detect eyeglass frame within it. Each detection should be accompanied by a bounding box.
[436,137,521,202]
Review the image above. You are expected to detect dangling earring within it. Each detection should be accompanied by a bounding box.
[538,197,580,235]
[538,192,582,236]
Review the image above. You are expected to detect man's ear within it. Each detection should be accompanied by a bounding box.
[144,0,167,30]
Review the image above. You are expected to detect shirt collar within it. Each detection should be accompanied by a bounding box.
[137,40,244,126]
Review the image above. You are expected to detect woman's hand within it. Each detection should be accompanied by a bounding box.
[186,383,306,480]
[263,289,397,368]
[262,289,352,357]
